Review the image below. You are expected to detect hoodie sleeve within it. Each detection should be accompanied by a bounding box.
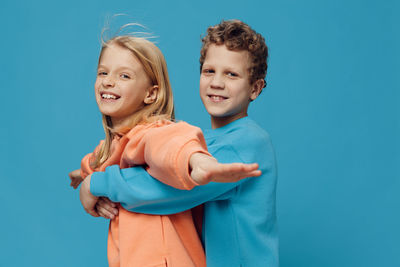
[121,121,211,190]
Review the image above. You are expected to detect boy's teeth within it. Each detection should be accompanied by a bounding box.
[211,96,225,101]
[102,94,117,99]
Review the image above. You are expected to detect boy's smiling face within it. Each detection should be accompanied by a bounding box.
[200,44,261,129]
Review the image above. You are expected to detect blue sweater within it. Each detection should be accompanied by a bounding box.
[90,117,279,266]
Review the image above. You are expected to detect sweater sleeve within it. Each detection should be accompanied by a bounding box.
[121,121,211,190]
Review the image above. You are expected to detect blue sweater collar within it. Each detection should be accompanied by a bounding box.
[204,116,252,138]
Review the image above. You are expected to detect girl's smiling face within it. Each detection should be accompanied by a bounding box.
[95,44,153,127]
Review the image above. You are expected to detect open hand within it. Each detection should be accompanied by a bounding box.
[189,153,261,185]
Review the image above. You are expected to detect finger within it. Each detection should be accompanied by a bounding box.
[212,169,262,183]
[97,198,118,217]
[96,207,111,219]
[235,163,259,172]
[96,205,116,219]
[100,197,118,208]
[245,163,259,171]
[97,210,112,220]
[234,169,261,179]
[69,171,78,179]
[71,181,80,189]
[220,163,258,173]
[86,208,99,217]
[98,199,119,216]
[247,170,262,177]
[235,169,261,178]
[96,205,111,219]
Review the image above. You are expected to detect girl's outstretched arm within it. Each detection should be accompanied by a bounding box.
[189,152,261,185]
[122,121,261,190]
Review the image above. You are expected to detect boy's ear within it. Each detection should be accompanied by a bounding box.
[144,85,159,104]
[250,79,264,101]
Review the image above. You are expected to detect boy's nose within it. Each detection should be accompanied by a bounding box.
[210,75,224,89]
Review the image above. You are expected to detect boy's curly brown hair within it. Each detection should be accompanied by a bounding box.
[200,20,268,88]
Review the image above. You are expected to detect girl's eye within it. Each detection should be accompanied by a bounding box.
[98,71,107,76]
[121,74,131,79]
[202,69,214,74]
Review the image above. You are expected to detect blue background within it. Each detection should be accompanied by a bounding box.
[1,0,398,266]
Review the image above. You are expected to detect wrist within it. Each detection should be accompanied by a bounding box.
[189,152,200,171]
[82,174,92,195]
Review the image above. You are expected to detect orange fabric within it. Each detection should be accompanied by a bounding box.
[81,120,208,267]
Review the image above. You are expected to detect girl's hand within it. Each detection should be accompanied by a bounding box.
[79,174,99,217]
[69,169,83,189]
[189,152,261,185]
[95,197,119,219]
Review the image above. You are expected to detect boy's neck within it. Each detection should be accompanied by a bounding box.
[211,113,248,129]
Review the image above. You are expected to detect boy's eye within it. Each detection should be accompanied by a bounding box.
[227,72,238,77]
[98,71,107,76]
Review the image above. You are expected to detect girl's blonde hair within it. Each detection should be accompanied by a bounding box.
[93,35,174,168]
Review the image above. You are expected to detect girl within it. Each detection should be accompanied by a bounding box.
[70,35,260,266]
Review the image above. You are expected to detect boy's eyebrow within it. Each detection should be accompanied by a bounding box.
[203,63,242,73]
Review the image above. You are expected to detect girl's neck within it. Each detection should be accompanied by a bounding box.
[110,116,128,130]
[109,114,145,136]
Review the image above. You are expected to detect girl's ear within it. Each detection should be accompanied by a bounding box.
[144,85,159,104]
[250,79,264,101]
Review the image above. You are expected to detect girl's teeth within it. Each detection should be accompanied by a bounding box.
[102,94,117,99]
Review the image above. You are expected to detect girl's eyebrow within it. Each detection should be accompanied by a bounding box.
[97,64,136,73]
[116,66,136,73]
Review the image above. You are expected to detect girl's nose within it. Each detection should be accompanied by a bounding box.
[210,74,224,89]
[102,75,115,88]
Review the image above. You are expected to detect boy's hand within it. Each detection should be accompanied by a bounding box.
[189,152,261,185]
[95,197,119,220]
[79,174,99,217]
[69,169,83,189]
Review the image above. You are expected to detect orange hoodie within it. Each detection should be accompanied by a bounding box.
[81,120,208,267]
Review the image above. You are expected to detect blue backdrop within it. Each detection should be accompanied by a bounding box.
[1,0,398,266]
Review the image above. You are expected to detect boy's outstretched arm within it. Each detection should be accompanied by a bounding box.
[189,152,261,184]
[93,154,261,219]
[87,137,274,216]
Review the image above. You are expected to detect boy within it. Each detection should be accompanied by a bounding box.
[80,20,278,266]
